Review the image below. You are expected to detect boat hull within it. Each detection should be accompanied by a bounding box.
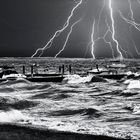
[26,76,64,82]
[97,74,126,80]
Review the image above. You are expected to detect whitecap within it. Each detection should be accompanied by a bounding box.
[133,105,140,115]
[127,80,140,89]
[64,74,93,84]
[0,109,28,123]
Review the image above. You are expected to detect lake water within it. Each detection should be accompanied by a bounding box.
[0,58,140,140]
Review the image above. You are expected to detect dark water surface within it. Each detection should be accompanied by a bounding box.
[0,58,140,140]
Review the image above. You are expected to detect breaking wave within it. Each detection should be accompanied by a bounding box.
[126,80,140,89]
[49,108,102,118]
[0,109,28,123]
[0,96,38,110]
[63,74,93,84]
[0,62,139,139]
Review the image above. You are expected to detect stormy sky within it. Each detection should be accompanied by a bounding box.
[0,0,140,58]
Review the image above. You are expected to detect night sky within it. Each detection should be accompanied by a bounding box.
[0,0,140,58]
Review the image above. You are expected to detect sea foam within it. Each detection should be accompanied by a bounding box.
[64,74,93,84]
[127,80,140,89]
[0,109,27,123]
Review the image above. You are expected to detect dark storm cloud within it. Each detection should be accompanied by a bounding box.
[0,0,140,58]
[0,0,104,57]
[0,0,75,57]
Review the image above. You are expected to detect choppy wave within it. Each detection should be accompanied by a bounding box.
[0,70,140,139]
[49,108,102,118]
[133,105,140,115]
[126,80,140,89]
[0,97,38,110]
[0,109,28,123]
[63,74,93,84]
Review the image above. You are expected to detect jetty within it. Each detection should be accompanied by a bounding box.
[22,64,67,82]
[0,61,131,82]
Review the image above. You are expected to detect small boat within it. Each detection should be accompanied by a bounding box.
[25,71,64,82]
[26,76,64,82]
[96,73,127,80]
[2,69,26,80]
[88,64,127,80]
[107,63,127,69]
[88,68,108,74]
[0,66,26,81]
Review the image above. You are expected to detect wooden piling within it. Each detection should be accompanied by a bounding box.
[59,66,61,74]
[69,65,72,74]
[62,65,64,75]
[96,64,99,72]
[23,66,25,75]
[31,65,34,77]
[34,62,38,74]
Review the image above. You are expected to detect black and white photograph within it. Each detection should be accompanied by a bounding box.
[0,0,140,139]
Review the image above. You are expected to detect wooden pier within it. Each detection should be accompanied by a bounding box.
[22,64,68,82]
[0,63,130,83]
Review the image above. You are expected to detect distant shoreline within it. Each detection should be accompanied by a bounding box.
[0,123,126,140]
[0,57,138,60]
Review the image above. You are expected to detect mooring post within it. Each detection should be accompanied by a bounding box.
[23,65,25,75]
[96,64,99,72]
[62,65,64,75]
[31,65,34,77]
[34,62,38,74]
[69,65,72,74]
[59,66,61,74]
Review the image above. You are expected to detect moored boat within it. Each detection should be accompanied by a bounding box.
[0,66,26,81]
[88,64,127,80]
[26,75,64,82]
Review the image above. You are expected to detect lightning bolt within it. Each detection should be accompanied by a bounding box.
[118,11,140,32]
[120,37,134,58]
[133,39,140,56]
[91,19,96,59]
[94,0,139,59]
[90,14,114,59]
[93,16,115,58]
[84,42,91,57]
[108,0,123,59]
[137,0,140,4]
[128,0,134,21]
[129,25,140,56]
[31,0,83,58]
[103,16,115,58]
[55,19,82,58]
[89,0,115,59]
[119,44,129,58]
[118,0,140,57]
[97,0,105,36]
[30,0,140,59]
[128,0,140,56]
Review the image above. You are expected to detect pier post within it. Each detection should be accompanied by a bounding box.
[96,64,99,72]
[23,66,25,75]
[31,65,34,77]
[62,65,64,75]
[69,65,72,74]
[59,66,61,74]
[34,63,38,74]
